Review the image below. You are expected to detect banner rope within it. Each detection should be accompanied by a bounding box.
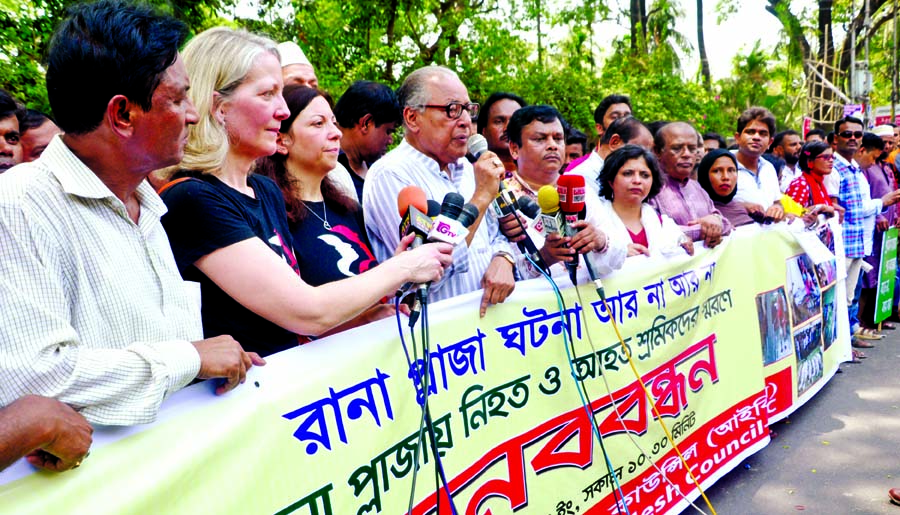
[573,284,712,515]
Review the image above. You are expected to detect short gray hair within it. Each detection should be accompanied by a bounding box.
[397,66,459,112]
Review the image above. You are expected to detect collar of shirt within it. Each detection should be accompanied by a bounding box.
[508,171,541,200]
[400,138,468,183]
[732,150,763,175]
[833,152,859,171]
[732,149,777,187]
[42,136,167,221]
[663,172,690,189]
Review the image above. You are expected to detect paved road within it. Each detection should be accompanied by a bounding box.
[703,329,900,514]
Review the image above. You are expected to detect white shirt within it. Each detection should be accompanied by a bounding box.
[566,151,604,197]
[362,139,513,302]
[0,136,202,426]
[779,163,801,193]
[594,198,688,258]
[732,150,782,207]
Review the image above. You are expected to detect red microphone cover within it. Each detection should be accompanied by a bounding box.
[557,174,586,213]
[397,185,429,217]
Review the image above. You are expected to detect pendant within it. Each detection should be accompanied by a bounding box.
[323,221,332,231]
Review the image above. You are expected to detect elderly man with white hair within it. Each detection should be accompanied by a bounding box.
[363,66,517,317]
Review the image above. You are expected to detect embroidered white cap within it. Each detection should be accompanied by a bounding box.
[872,125,894,137]
[276,41,311,67]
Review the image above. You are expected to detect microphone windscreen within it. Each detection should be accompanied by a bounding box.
[426,199,441,217]
[537,185,560,214]
[558,174,586,213]
[517,195,541,219]
[457,203,480,228]
[439,192,465,220]
[467,134,488,162]
[397,185,429,217]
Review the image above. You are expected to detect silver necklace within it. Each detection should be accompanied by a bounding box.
[300,200,331,230]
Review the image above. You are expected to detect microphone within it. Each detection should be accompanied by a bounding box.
[457,203,480,229]
[558,174,587,238]
[467,134,488,163]
[427,192,468,245]
[557,174,605,297]
[411,192,470,325]
[397,185,433,250]
[517,195,541,219]
[536,185,564,237]
[438,192,464,220]
[426,199,441,217]
[396,186,434,299]
[491,179,518,216]
[494,183,547,272]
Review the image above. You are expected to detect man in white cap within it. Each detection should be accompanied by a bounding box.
[276,41,318,88]
[873,125,896,156]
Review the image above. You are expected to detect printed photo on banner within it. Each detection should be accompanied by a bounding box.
[756,287,792,365]
[816,222,835,254]
[793,321,824,395]
[821,287,837,351]
[786,254,822,326]
[815,259,837,289]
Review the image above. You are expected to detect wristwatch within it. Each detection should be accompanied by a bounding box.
[493,251,516,267]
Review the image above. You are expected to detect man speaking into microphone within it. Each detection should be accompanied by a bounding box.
[363,66,516,317]
[498,105,626,279]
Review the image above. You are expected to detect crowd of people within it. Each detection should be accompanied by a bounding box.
[2,0,899,487]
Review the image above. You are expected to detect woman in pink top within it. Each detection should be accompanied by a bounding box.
[595,145,693,258]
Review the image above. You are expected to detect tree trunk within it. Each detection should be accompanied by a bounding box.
[630,0,640,52]
[640,0,648,49]
[384,0,399,81]
[815,0,836,124]
[696,0,711,87]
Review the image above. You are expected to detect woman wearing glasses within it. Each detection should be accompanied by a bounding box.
[158,28,452,356]
[784,141,839,219]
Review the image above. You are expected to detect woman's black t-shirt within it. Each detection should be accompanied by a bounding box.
[290,201,378,287]
[160,174,302,357]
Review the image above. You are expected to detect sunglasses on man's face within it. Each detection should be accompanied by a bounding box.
[838,130,863,139]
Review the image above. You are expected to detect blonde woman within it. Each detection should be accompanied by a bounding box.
[159,28,451,356]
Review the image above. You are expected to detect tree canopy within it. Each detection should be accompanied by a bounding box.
[2,0,898,137]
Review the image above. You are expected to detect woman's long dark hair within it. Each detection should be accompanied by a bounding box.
[256,85,357,224]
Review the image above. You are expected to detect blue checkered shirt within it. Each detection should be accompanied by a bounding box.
[836,157,865,258]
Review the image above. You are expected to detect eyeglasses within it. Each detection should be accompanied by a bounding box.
[838,130,864,139]
[815,154,835,161]
[415,102,480,120]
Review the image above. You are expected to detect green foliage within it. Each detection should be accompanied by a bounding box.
[0,0,67,112]
[3,0,885,136]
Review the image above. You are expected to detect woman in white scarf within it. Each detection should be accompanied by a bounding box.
[595,145,693,258]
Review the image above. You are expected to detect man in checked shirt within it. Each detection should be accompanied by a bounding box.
[0,0,263,465]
